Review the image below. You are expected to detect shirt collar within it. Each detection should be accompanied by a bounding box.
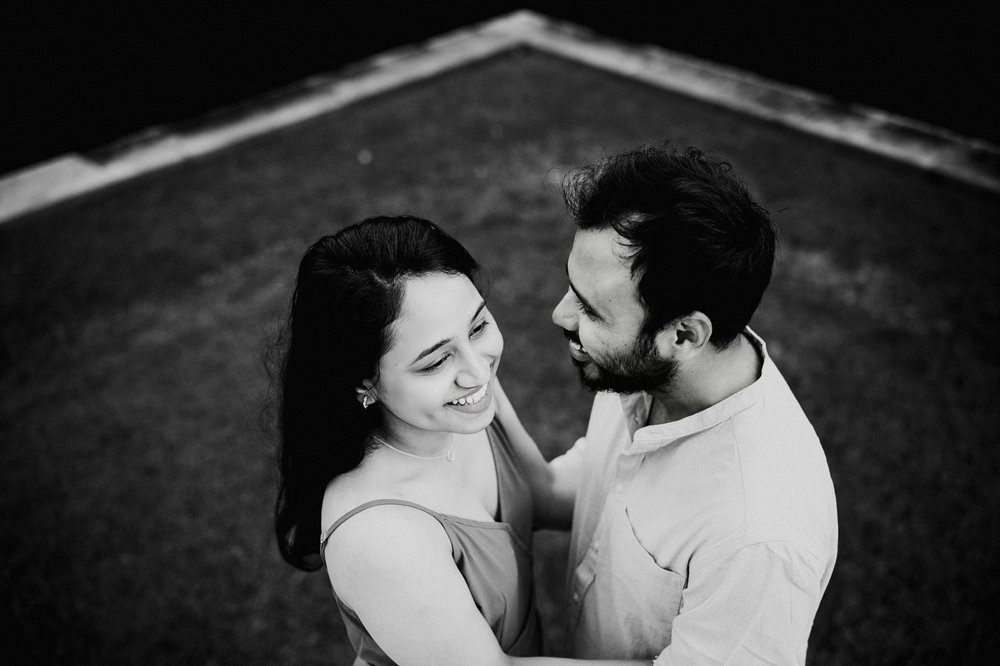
[620,328,775,455]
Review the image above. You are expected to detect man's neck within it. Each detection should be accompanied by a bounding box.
[647,333,761,425]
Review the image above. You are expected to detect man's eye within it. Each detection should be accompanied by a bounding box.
[575,299,597,319]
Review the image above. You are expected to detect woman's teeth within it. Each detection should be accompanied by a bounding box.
[449,384,488,406]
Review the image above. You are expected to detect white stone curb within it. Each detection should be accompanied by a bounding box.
[1,10,996,224]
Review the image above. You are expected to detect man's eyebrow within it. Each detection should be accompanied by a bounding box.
[412,300,487,364]
[565,262,602,318]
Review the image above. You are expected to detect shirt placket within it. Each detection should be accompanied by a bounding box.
[569,441,646,637]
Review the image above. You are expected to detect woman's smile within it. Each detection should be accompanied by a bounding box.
[445,382,492,413]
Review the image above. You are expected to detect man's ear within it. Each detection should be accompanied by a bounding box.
[652,312,712,359]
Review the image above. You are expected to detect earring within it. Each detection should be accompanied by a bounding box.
[362,394,372,409]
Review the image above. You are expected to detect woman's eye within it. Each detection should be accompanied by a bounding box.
[423,355,449,372]
[471,319,489,336]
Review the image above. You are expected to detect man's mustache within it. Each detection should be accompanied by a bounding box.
[562,328,581,345]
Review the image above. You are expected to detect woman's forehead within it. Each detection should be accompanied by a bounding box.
[385,274,483,358]
[401,272,480,313]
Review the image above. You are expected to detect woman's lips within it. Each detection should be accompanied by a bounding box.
[445,382,492,413]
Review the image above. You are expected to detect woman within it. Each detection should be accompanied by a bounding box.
[273,215,641,665]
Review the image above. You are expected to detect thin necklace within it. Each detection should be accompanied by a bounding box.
[370,434,455,462]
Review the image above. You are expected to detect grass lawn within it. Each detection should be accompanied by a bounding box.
[2,49,999,664]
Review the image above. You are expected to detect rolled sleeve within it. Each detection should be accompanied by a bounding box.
[550,436,588,471]
[659,541,826,666]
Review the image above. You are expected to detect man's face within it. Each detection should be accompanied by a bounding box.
[551,228,677,393]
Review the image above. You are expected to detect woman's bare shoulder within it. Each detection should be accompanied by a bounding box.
[322,496,453,597]
[321,461,449,553]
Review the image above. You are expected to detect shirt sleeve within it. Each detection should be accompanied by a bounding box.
[657,541,827,666]
[549,435,588,472]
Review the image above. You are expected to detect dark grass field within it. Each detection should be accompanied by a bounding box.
[2,49,999,664]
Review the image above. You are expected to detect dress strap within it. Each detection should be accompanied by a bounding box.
[319,499,444,558]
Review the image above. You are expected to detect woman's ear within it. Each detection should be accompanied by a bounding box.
[355,379,377,409]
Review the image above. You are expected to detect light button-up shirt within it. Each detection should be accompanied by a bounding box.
[561,331,838,664]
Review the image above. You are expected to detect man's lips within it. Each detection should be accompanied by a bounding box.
[563,330,589,361]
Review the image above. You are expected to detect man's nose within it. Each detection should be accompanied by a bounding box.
[552,291,578,329]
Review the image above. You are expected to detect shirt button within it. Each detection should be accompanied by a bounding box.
[592,540,601,553]
[571,591,580,603]
[614,482,624,494]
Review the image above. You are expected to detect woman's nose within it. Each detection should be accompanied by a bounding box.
[456,349,492,387]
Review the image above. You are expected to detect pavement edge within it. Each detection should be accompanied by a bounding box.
[1,10,996,224]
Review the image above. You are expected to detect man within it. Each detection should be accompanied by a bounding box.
[549,143,838,664]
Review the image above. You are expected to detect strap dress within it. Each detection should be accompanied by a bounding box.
[320,420,542,664]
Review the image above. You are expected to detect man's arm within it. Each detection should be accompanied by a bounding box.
[657,541,828,665]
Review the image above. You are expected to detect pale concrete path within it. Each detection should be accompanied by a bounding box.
[1,10,997,224]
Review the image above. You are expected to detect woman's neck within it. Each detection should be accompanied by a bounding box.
[375,420,458,460]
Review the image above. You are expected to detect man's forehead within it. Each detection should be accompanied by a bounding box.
[569,228,634,277]
[568,228,643,315]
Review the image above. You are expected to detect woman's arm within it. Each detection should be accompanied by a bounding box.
[326,503,647,665]
[326,504,512,664]
[492,378,580,530]
[507,657,652,666]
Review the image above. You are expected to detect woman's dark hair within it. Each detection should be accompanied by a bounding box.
[273,215,478,571]
[563,143,776,347]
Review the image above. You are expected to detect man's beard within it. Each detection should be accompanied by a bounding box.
[566,330,678,394]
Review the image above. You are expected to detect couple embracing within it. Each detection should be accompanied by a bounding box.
[272,142,838,665]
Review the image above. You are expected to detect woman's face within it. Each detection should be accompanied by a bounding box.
[374,272,503,439]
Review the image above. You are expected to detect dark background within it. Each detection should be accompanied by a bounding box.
[2,2,997,178]
[2,7,999,663]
